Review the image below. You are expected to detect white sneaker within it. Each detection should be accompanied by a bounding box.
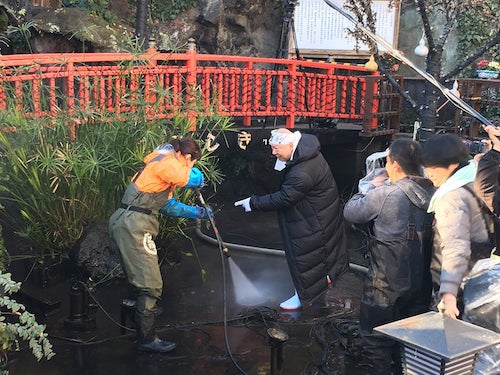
[279,290,301,310]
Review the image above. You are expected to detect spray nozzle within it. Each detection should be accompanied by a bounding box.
[223,247,231,258]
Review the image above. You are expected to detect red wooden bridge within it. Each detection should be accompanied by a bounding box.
[0,39,403,136]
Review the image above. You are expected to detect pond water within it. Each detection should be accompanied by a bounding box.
[4,189,370,375]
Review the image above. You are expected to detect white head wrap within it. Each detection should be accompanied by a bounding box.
[269,130,301,171]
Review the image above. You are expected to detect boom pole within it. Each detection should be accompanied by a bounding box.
[323,0,493,127]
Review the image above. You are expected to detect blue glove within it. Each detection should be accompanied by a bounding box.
[160,198,198,219]
[160,198,213,220]
[196,206,213,220]
[184,167,204,189]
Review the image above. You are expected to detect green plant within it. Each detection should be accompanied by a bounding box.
[0,63,233,262]
[0,227,8,274]
[0,272,54,373]
[6,20,37,54]
[150,0,197,23]
[456,0,499,77]
[63,0,115,24]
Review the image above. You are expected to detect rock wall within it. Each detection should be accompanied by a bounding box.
[0,0,465,69]
[155,0,282,57]
[0,0,283,56]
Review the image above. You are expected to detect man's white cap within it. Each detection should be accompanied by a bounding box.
[269,129,300,145]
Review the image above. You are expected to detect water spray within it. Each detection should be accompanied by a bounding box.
[196,189,230,258]
[195,188,250,375]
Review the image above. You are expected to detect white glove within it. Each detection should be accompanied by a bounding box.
[234,197,252,212]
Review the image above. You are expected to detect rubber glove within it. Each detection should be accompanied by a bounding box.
[196,206,213,220]
[234,197,252,212]
[184,167,204,189]
[160,198,212,219]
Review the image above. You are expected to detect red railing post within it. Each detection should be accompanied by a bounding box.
[286,61,297,128]
[66,60,76,139]
[144,45,158,116]
[370,72,380,130]
[242,61,252,126]
[363,73,380,131]
[186,38,198,131]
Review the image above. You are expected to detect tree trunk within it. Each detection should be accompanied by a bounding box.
[419,42,445,141]
[135,0,150,50]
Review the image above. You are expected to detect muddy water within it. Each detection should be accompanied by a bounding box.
[5,191,370,375]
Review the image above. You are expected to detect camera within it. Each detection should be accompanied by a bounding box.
[464,139,489,154]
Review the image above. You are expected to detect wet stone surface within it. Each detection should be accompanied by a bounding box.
[5,191,369,375]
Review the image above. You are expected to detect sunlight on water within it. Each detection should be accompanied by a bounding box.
[227,258,265,306]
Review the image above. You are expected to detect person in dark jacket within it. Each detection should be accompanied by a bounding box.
[234,128,349,310]
[474,124,500,216]
[343,139,435,375]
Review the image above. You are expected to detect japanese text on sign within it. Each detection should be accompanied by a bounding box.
[294,0,398,52]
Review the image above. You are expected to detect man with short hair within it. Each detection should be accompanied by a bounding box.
[421,133,492,319]
[343,139,435,375]
[234,128,349,310]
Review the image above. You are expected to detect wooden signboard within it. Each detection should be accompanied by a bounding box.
[292,0,400,59]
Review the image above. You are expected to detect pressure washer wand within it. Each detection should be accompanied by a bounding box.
[196,189,230,257]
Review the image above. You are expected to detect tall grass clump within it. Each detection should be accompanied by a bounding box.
[0,68,233,262]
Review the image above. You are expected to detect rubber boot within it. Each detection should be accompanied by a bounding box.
[135,296,176,353]
[279,290,301,310]
[121,298,163,316]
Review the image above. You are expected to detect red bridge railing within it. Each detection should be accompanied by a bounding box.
[0,40,401,136]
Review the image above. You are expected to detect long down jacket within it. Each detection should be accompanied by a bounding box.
[250,134,349,305]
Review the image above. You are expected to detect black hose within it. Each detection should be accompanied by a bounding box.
[196,189,230,258]
[195,189,248,375]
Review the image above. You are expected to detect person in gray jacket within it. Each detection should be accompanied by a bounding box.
[420,133,492,319]
[344,139,435,375]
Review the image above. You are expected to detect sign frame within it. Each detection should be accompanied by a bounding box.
[290,0,401,59]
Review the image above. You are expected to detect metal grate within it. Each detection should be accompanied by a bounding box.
[403,343,476,375]
[374,312,500,375]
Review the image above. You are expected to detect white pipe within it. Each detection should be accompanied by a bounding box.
[195,223,369,274]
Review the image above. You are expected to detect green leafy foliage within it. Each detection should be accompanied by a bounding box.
[6,20,37,54]
[0,272,54,371]
[0,227,8,274]
[0,63,233,262]
[63,0,115,24]
[151,0,197,23]
[457,0,500,77]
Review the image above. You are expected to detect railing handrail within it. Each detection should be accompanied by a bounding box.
[0,46,401,135]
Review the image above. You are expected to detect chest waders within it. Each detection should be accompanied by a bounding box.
[109,158,176,353]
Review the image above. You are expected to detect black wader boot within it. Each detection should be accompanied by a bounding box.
[135,296,176,353]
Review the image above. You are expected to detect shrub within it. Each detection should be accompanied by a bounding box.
[0,272,55,373]
[0,86,232,262]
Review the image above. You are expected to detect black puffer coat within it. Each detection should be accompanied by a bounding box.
[250,134,349,305]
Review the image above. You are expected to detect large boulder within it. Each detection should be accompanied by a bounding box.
[73,221,124,282]
[28,7,132,52]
